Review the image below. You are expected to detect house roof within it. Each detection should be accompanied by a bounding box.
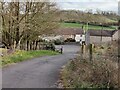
[55,28,117,37]
[54,28,83,35]
[88,30,117,37]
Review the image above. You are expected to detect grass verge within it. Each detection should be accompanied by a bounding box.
[60,58,118,88]
[1,50,59,66]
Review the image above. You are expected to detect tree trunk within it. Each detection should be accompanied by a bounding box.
[27,40,29,51]
[33,41,35,50]
[8,3,13,49]
[30,42,32,50]
[35,41,38,50]
[14,2,20,49]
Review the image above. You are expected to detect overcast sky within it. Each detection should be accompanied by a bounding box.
[56,0,119,13]
[3,0,119,14]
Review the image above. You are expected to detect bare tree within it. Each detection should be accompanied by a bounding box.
[1,1,59,50]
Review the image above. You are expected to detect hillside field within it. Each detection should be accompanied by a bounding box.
[60,22,117,30]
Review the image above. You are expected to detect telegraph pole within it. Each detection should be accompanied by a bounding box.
[100,23,103,43]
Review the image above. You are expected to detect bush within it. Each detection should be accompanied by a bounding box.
[54,39,64,45]
[45,42,55,51]
[64,38,75,42]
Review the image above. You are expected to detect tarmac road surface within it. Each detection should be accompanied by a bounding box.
[2,45,80,88]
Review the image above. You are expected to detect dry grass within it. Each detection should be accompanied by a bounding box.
[60,58,118,88]
[60,40,119,88]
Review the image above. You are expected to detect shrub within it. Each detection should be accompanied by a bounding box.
[53,39,64,45]
[45,42,55,51]
[64,38,75,42]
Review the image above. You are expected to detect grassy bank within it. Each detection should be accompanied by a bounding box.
[60,22,117,30]
[60,59,118,88]
[1,50,59,66]
[59,41,118,88]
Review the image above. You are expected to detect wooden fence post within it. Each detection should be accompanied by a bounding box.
[89,44,93,61]
[80,44,84,60]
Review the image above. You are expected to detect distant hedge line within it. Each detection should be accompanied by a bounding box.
[62,21,118,27]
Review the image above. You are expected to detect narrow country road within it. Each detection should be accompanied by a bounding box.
[2,44,80,88]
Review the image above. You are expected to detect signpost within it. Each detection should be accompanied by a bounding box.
[100,23,103,43]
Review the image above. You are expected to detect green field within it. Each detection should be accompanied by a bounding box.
[60,23,117,30]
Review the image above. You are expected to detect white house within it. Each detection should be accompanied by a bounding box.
[55,28,83,41]
[112,30,119,40]
[55,28,118,44]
